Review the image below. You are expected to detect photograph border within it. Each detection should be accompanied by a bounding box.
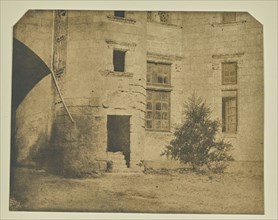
[1,1,277,219]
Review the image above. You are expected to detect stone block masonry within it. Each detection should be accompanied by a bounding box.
[12,11,264,175]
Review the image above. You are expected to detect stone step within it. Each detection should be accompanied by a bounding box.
[107,152,129,172]
[113,163,128,168]
[111,161,128,167]
[108,156,126,161]
[107,152,125,158]
[112,168,132,173]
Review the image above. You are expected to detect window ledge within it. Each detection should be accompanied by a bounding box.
[221,84,237,91]
[146,85,173,91]
[99,69,133,77]
[107,15,136,24]
[211,20,247,27]
[212,52,244,59]
[222,132,237,138]
[147,20,182,29]
[146,129,172,134]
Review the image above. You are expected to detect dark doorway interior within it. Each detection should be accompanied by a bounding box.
[107,115,130,167]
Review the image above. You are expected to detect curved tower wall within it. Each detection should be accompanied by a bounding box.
[13,10,54,167]
[52,11,147,171]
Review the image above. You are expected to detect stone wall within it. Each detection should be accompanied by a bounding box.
[144,12,263,163]
[51,11,147,170]
[13,10,264,173]
[13,10,54,166]
[181,12,263,162]
[145,12,184,161]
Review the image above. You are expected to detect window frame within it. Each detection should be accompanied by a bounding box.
[158,11,170,23]
[114,11,125,18]
[146,90,171,132]
[222,96,237,134]
[147,11,171,24]
[222,62,237,85]
[147,61,171,87]
[113,49,126,72]
[146,60,172,132]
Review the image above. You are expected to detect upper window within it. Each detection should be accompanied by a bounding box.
[147,62,171,86]
[158,11,170,23]
[147,11,171,24]
[113,50,125,72]
[114,11,125,18]
[222,62,237,85]
[222,12,236,23]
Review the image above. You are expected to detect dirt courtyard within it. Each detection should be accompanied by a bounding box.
[11,167,264,214]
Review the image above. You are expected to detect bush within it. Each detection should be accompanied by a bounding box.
[161,94,233,173]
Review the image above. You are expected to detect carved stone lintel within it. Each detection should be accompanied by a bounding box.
[146,85,173,92]
[211,20,247,27]
[107,15,136,24]
[99,69,134,77]
[147,52,183,62]
[212,52,244,59]
[105,39,137,51]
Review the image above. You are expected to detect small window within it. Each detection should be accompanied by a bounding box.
[222,12,236,23]
[222,97,237,133]
[222,62,237,85]
[158,11,169,23]
[114,11,125,18]
[113,50,125,72]
[147,62,171,86]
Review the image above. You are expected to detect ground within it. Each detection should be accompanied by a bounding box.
[11,167,264,214]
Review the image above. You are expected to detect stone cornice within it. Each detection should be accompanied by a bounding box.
[107,15,136,24]
[147,52,183,62]
[212,52,244,59]
[105,39,137,51]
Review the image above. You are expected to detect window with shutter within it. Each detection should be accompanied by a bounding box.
[222,97,237,133]
[222,62,237,85]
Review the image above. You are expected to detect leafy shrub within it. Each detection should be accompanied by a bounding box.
[162,94,233,173]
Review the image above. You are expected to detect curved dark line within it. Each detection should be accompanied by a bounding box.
[12,38,51,110]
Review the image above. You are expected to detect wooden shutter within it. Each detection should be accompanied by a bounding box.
[222,62,237,85]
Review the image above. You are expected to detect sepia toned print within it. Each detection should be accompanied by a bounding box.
[10,10,264,214]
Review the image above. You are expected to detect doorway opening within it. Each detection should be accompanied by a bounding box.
[107,115,131,167]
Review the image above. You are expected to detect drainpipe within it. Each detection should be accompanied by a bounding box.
[50,10,74,123]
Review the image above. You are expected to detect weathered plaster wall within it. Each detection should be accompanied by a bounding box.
[51,11,147,169]
[145,12,263,162]
[13,10,54,166]
[181,12,263,161]
[145,12,184,161]
[13,10,264,172]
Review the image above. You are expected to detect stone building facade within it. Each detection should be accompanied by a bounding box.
[12,10,263,175]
